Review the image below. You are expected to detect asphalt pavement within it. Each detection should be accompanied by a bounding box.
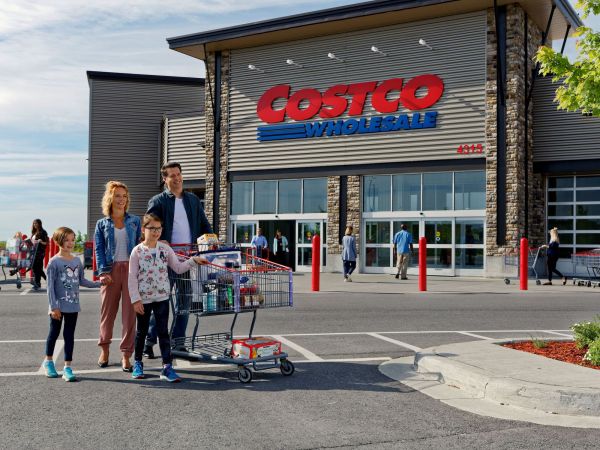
[1,274,600,448]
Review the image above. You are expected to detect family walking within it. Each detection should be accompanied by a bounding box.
[43,162,210,383]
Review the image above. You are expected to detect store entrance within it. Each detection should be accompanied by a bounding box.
[258,220,295,270]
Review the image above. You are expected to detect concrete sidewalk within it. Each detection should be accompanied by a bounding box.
[380,339,600,428]
[292,272,591,295]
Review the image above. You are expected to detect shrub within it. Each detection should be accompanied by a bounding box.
[571,320,600,349]
[583,339,600,366]
[529,335,548,349]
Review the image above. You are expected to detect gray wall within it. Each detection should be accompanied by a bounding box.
[228,11,486,172]
[163,109,206,180]
[533,75,600,162]
[87,74,204,237]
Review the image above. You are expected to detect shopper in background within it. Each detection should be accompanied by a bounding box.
[251,228,268,259]
[393,224,414,280]
[272,229,289,266]
[44,227,103,381]
[341,226,357,282]
[94,181,141,372]
[30,219,49,290]
[542,227,567,286]
[144,162,213,358]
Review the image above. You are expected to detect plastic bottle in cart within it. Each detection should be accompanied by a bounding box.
[207,288,217,311]
[226,286,233,308]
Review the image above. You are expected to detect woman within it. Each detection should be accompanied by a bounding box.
[94,181,141,371]
[30,219,49,290]
[542,227,567,286]
[272,230,289,266]
[342,226,357,282]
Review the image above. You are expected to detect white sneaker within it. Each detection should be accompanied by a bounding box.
[343,277,348,282]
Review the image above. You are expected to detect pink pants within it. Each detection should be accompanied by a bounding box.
[98,261,135,357]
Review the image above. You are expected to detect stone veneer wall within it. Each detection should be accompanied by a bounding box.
[485,5,542,262]
[346,175,361,255]
[327,176,341,255]
[204,51,231,239]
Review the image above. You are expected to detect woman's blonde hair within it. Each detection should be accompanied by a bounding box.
[101,181,130,216]
[550,227,560,243]
[345,226,353,236]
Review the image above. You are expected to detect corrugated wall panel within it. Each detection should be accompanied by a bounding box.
[228,11,486,171]
[88,78,204,237]
[533,76,600,162]
[164,114,206,180]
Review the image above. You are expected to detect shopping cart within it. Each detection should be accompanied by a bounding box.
[0,237,37,290]
[504,247,545,285]
[168,243,294,383]
[570,250,600,287]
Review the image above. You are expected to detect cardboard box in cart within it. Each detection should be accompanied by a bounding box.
[231,337,282,359]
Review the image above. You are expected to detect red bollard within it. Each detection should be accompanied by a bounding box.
[92,242,99,281]
[419,237,427,292]
[311,234,320,292]
[520,237,529,291]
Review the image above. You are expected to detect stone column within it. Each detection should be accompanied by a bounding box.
[204,51,230,239]
[327,176,341,272]
[347,175,361,257]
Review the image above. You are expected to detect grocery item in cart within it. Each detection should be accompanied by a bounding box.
[231,337,282,359]
[197,233,219,251]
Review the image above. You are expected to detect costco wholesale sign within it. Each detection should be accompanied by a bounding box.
[256,74,444,142]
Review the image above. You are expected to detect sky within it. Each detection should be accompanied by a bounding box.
[0,0,597,240]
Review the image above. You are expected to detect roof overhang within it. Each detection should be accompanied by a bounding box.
[167,0,582,60]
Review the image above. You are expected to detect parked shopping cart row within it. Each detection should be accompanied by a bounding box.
[0,237,40,290]
[571,250,600,287]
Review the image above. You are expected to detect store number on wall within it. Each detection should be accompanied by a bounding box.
[457,144,484,154]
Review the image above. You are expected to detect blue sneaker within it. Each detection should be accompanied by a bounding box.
[62,366,76,382]
[160,364,181,383]
[43,360,59,378]
[132,361,145,379]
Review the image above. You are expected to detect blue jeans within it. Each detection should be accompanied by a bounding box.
[343,260,356,277]
[46,312,78,362]
[146,269,191,347]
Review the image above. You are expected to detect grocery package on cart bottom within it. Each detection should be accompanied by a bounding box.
[231,337,282,359]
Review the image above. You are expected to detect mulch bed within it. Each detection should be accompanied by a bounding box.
[502,340,600,370]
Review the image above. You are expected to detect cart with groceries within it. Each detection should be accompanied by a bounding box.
[169,235,294,383]
[0,236,37,291]
[504,246,546,285]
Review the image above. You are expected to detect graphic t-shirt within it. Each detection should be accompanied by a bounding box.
[47,256,100,314]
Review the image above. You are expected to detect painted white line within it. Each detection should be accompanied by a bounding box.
[543,330,573,338]
[367,333,422,352]
[457,331,494,340]
[0,338,100,344]
[270,335,324,361]
[174,358,193,368]
[19,289,32,296]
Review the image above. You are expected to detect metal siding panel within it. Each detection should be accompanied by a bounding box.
[88,79,204,237]
[165,115,206,179]
[228,11,487,171]
[533,76,600,162]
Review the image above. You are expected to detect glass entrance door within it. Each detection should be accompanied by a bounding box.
[296,221,326,272]
[424,220,454,275]
[231,221,257,253]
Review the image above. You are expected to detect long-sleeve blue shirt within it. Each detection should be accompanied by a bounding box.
[47,256,100,314]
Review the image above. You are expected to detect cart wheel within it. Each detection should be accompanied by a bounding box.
[536,280,541,285]
[280,359,295,376]
[504,278,510,285]
[238,367,252,383]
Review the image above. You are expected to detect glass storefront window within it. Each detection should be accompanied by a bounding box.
[454,171,485,210]
[576,204,600,216]
[365,248,391,267]
[278,179,301,214]
[365,221,390,244]
[392,174,421,211]
[576,176,600,188]
[425,221,452,245]
[234,223,254,244]
[548,205,573,216]
[426,248,452,269]
[303,178,327,213]
[455,220,484,245]
[393,221,419,241]
[455,248,484,269]
[576,190,600,202]
[576,233,600,246]
[254,181,277,214]
[548,177,573,189]
[547,219,574,230]
[231,182,252,215]
[548,191,573,202]
[364,175,391,212]
[423,172,452,210]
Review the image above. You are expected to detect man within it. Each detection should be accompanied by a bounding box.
[251,228,268,259]
[144,162,212,357]
[393,224,414,280]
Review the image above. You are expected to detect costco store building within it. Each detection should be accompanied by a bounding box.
[89,0,600,277]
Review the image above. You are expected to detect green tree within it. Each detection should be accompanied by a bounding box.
[535,0,600,115]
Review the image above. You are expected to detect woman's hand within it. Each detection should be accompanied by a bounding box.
[193,256,209,265]
[50,309,61,320]
[99,274,112,286]
[132,300,145,315]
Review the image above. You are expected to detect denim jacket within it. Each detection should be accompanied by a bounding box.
[94,213,141,275]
